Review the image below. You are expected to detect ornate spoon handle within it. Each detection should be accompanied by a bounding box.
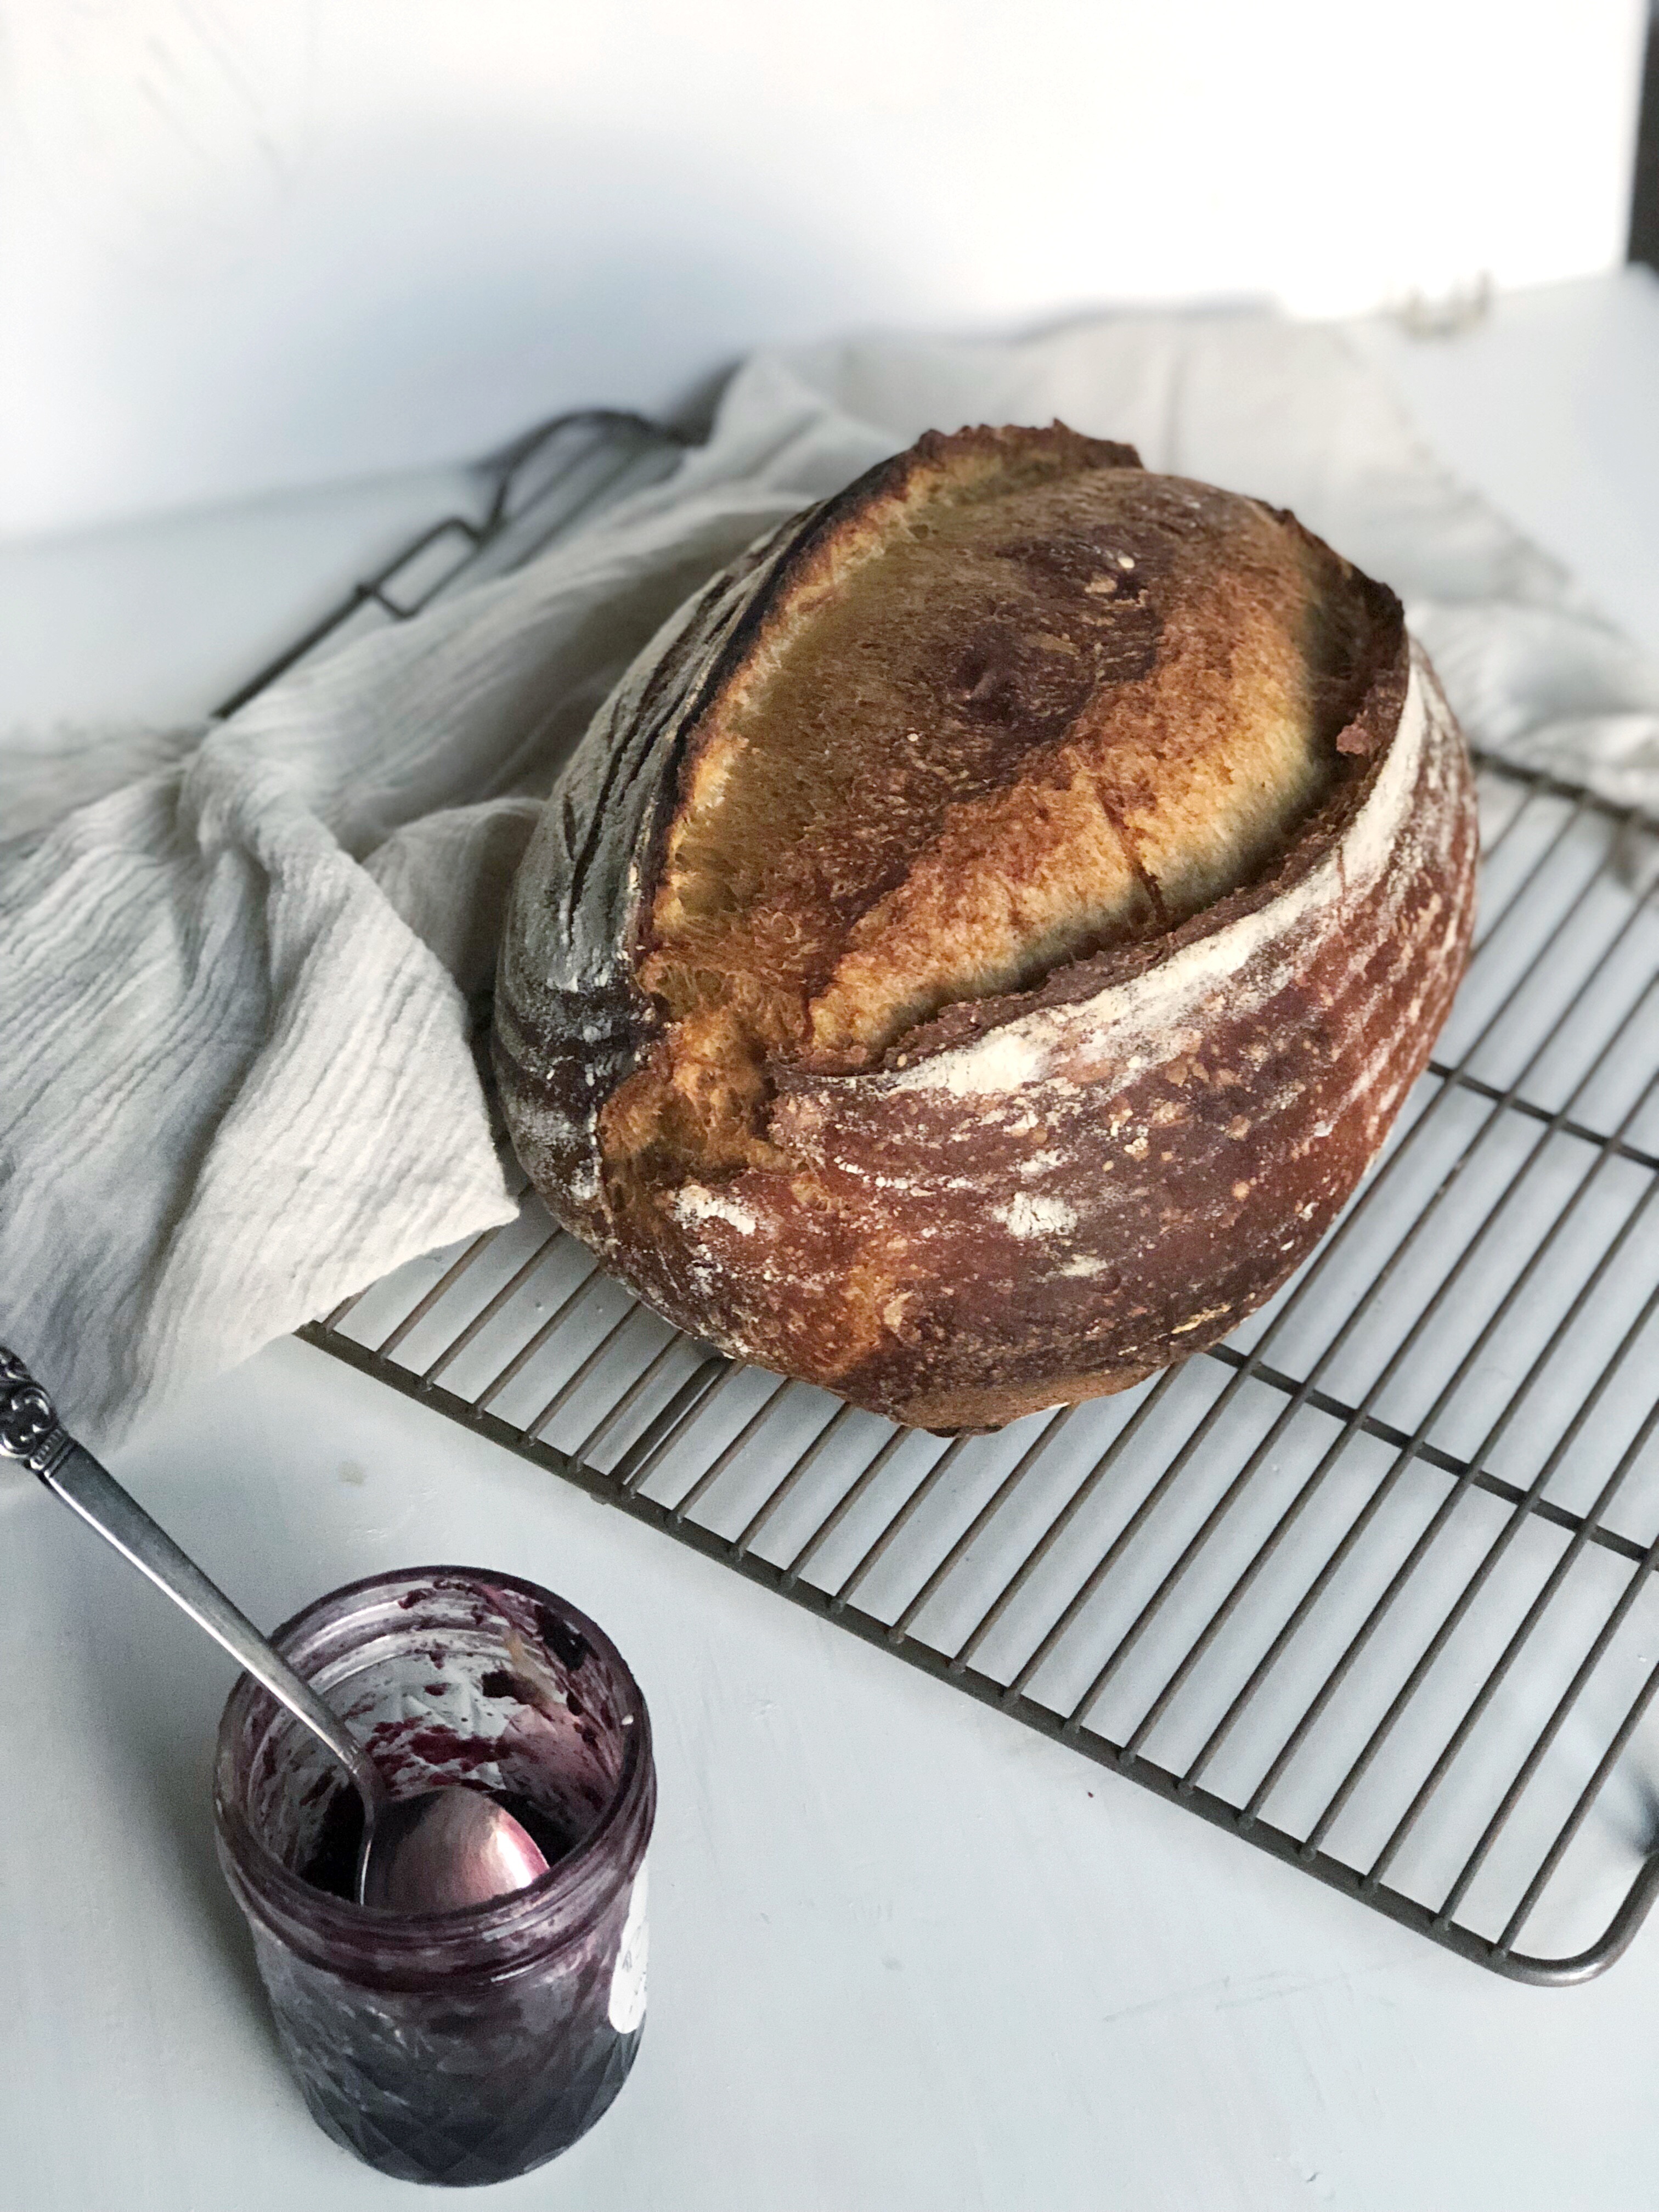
[0,1347,383,1811]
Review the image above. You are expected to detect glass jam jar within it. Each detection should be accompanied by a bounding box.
[214,1566,654,2187]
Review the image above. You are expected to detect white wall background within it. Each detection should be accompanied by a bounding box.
[0,0,1647,539]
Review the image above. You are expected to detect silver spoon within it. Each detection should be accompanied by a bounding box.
[0,1346,549,1914]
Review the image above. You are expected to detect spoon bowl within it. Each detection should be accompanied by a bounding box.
[0,1346,550,1914]
[360,1787,552,1914]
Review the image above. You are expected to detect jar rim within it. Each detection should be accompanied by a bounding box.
[214,1565,652,1963]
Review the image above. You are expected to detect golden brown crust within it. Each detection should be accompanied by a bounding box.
[494,425,1478,1432]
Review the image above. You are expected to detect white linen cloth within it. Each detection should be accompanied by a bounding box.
[4,312,1659,1449]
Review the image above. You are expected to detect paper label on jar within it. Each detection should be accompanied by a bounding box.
[607,1861,648,2035]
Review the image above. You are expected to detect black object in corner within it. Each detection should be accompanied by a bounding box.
[1630,2,1659,268]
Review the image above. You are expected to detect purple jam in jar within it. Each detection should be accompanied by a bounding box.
[214,1567,654,2187]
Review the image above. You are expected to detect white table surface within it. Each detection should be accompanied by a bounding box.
[5,270,1659,2212]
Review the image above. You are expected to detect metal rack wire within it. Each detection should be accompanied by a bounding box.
[275,411,1659,1984]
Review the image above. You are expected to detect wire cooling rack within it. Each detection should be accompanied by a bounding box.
[267,410,1659,1985]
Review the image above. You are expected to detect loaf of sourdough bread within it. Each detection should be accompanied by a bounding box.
[495,425,1477,1431]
